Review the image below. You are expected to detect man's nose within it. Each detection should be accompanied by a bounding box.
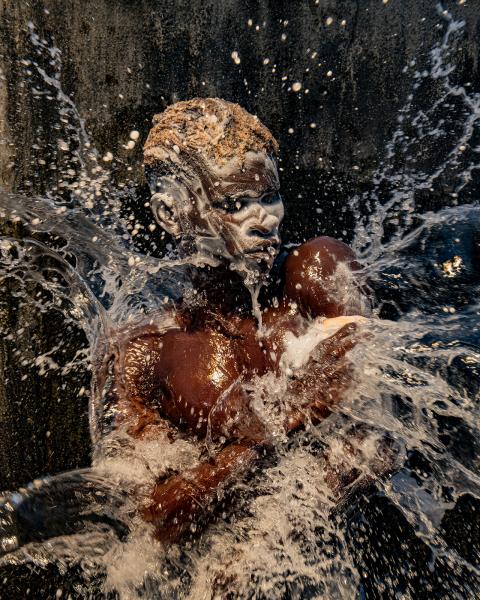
[248,208,279,237]
[249,224,274,238]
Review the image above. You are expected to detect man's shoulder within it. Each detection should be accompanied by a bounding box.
[117,310,182,349]
[285,236,356,269]
[282,236,358,318]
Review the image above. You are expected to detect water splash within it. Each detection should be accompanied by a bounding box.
[352,4,480,263]
[0,6,480,599]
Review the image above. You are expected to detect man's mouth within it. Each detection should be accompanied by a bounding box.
[244,240,279,258]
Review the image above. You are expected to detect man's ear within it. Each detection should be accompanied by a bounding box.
[150,192,182,237]
[149,174,194,237]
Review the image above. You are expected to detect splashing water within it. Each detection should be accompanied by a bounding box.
[1,6,480,599]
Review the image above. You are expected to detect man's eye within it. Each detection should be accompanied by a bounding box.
[219,199,247,212]
[262,192,282,205]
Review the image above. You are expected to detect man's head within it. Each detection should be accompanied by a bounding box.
[143,98,284,274]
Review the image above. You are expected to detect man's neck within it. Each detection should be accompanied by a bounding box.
[189,264,262,317]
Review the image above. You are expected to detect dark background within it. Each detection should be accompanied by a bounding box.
[0,1,479,597]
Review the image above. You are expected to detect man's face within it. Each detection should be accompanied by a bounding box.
[152,151,284,274]
[189,152,284,272]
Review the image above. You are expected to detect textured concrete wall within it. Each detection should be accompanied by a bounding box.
[1,3,480,598]
[1,0,480,233]
[0,0,479,486]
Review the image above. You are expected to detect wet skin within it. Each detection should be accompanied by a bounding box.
[108,153,363,542]
[117,238,359,441]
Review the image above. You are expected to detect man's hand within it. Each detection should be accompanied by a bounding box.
[285,319,364,432]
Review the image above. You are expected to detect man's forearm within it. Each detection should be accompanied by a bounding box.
[141,440,264,542]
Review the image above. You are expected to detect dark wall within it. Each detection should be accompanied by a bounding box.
[1,4,480,597]
[0,0,479,486]
[2,0,480,238]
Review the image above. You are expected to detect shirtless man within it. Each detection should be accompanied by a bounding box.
[105,98,366,543]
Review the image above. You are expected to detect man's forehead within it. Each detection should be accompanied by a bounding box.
[208,152,280,200]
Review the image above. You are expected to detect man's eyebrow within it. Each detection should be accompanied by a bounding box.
[225,187,278,200]
[264,186,280,195]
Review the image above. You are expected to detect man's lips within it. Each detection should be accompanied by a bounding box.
[244,240,280,255]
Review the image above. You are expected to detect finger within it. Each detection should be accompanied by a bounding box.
[306,356,355,392]
[320,322,358,353]
[317,332,358,364]
[307,363,355,408]
[317,315,367,342]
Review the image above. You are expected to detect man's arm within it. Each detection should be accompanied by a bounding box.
[102,326,178,440]
[140,323,359,542]
[141,440,263,542]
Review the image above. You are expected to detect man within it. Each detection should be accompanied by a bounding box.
[106,98,367,543]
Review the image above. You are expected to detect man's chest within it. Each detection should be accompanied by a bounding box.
[126,310,299,430]
[121,306,304,435]
[157,325,268,406]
